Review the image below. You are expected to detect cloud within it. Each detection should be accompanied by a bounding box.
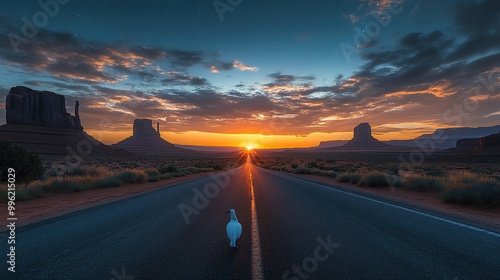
[448,0,500,61]
[233,60,258,72]
[0,20,251,85]
[161,72,210,87]
[166,49,203,68]
[0,28,163,83]
[0,2,499,138]
[262,72,316,95]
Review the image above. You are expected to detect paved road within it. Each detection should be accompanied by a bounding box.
[2,158,500,279]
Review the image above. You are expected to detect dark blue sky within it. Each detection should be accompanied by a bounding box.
[0,0,499,147]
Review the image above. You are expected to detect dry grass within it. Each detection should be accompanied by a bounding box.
[403,175,444,192]
[0,155,243,201]
[257,156,500,208]
[441,172,500,208]
[358,171,402,187]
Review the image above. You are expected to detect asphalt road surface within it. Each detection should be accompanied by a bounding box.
[2,158,500,279]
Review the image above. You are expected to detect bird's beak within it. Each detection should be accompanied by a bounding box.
[225,211,230,214]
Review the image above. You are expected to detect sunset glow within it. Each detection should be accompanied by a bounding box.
[0,0,498,149]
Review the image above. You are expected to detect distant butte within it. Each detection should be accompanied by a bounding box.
[0,86,127,156]
[342,123,392,149]
[323,123,400,151]
[111,119,196,155]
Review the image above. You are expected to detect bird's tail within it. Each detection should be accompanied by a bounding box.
[230,234,237,247]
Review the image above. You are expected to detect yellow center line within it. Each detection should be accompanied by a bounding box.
[248,164,263,280]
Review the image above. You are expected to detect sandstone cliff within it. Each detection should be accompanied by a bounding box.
[6,86,83,130]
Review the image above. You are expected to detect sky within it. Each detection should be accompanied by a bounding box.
[0,0,499,148]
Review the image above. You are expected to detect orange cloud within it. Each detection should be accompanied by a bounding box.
[385,82,456,98]
[263,84,314,94]
[233,60,258,71]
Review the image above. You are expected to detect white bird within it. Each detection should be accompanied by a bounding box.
[225,209,242,248]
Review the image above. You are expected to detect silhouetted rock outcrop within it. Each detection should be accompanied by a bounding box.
[0,86,127,156]
[441,132,500,162]
[319,123,401,150]
[353,123,371,139]
[0,124,129,156]
[112,119,195,155]
[133,119,159,137]
[6,86,83,130]
[342,123,392,149]
[456,132,500,148]
[390,125,500,150]
[318,140,349,148]
[456,138,482,148]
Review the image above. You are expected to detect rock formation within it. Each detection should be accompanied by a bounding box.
[133,119,159,137]
[6,86,83,130]
[456,132,500,148]
[0,86,126,156]
[74,101,83,130]
[318,123,403,150]
[112,119,194,155]
[353,123,371,139]
[456,138,482,148]
[341,123,392,149]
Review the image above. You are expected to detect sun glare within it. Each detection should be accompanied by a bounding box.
[246,145,254,151]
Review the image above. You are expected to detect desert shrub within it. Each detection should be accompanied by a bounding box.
[442,181,500,208]
[359,171,402,187]
[291,163,299,169]
[159,165,178,174]
[317,170,338,178]
[261,163,273,169]
[337,173,362,184]
[63,166,109,177]
[212,164,224,171]
[425,169,446,177]
[0,184,44,201]
[160,173,173,180]
[42,179,69,193]
[15,187,44,201]
[91,176,122,189]
[308,162,319,169]
[145,169,161,182]
[116,170,147,183]
[180,167,213,175]
[0,141,45,184]
[294,167,315,174]
[31,177,75,193]
[403,175,444,192]
[447,172,494,189]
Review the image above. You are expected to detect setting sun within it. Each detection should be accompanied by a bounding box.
[246,145,254,151]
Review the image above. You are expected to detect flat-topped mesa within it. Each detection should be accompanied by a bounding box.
[353,123,372,139]
[341,122,392,149]
[5,86,83,130]
[133,119,159,137]
[112,118,194,155]
[457,132,500,148]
